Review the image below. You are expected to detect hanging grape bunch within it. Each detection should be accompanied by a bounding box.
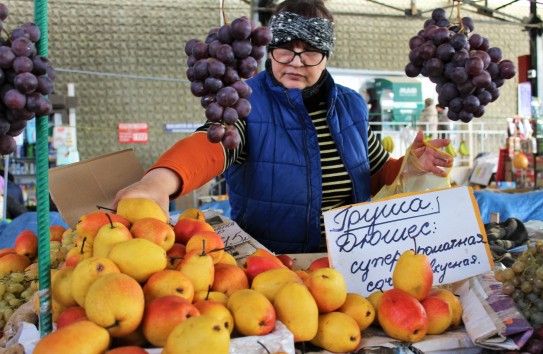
[405,5,516,122]
[0,2,56,155]
[184,14,272,149]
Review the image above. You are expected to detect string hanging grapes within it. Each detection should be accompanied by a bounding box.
[184,4,272,149]
[0,2,56,155]
[405,4,516,122]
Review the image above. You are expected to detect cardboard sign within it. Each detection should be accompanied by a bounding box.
[323,186,493,297]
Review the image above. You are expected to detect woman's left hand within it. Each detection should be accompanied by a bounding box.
[410,131,454,177]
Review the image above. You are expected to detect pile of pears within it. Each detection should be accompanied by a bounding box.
[28,198,373,353]
[369,249,464,343]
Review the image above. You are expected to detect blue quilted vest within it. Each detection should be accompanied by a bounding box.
[224,70,371,253]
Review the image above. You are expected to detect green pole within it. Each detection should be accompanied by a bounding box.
[34,0,52,337]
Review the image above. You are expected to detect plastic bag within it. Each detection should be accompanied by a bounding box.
[373,140,452,200]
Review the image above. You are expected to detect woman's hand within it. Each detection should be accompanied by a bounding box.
[410,131,454,177]
[112,168,182,217]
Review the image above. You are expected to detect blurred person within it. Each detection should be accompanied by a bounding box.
[418,98,438,139]
[437,105,453,139]
[114,0,453,254]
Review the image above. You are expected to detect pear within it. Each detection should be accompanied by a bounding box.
[273,282,319,342]
[227,289,276,336]
[310,312,361,353]
[392,250,433,301]
[108,238,167,283]
[251,268,303,302]
[33,320,110,354]
[51,267,77,308]
[163,316,230,354]
[116,198,168,224]
[337,293,375,331]
[176,249,215,293]
[92,221,133,258]
[71,256,120,307]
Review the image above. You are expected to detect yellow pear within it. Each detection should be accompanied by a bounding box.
[429,287,463,327]
[193,290,229,306]
[92,221,133,258]
[51,267,77,308]
[367,290,384,327]
[392,249,433,301]
[108,238,167,283]
[178,207,206,222]
[163,315,230,354]
[71,256,120,307]
[273,282,319,342]
[303,267,347,313]
[85,273,145,338]
[116,198,168,224]
[337,293,375,331]
[176,250,215,293]
[33,320,110,354]
[310,312,362,353]
[251,268,303,302]
[227,289,276,336]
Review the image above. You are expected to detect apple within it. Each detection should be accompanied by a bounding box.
[227,289,276,336]
[212,263,249,296]
[378,288,428,342]
[142,295,201,347]
[142,269,195,303]
[85,272,145,337]
[130,217,175,251]
[56,305,88,329]
[14,229,38,259]
[303,267,347,313]
[173,217,215,245]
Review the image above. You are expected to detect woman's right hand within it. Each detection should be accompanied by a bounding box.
[112,168,182,218]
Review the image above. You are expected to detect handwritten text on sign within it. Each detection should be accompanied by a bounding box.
[323,187,493,297]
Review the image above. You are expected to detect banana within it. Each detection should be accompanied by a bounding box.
[445,142,457,157]
[458,141,470,157]
[381,136,394,153]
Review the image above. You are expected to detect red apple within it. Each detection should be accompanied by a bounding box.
[242,255,286,284]
[276,254,295,270]
[307,256,329,272]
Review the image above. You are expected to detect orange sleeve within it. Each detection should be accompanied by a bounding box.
[370,156,404,196]
[149,132,226,198]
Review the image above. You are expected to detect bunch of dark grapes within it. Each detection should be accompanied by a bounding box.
[494,241,543,330]
[184,16,272,149]
[0,2,56,155]
[405,7,516,122]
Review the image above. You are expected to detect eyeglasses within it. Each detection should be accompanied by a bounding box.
[270,48,326,66]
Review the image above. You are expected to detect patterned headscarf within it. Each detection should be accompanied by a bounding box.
[268,11,335,52]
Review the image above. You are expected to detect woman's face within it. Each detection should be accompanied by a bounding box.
[269,41,328,90]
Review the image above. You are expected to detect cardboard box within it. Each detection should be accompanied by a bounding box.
[49,149,145,229]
